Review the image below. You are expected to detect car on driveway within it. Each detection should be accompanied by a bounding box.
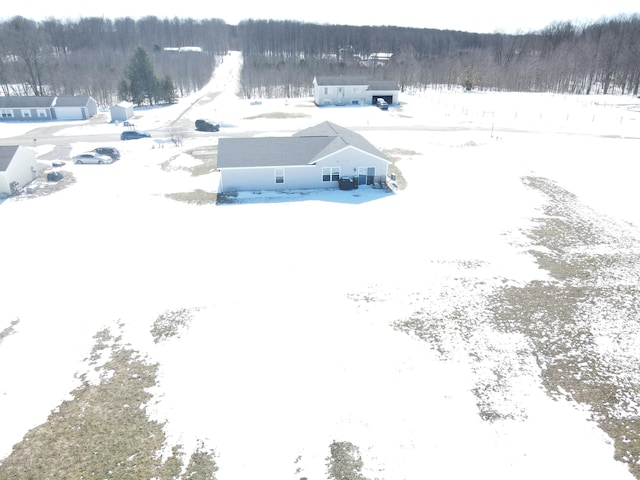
[121,130,151,140]
[92,147,120,161]
[73,152,113,164]
[195,119,220,132]
[376,98,389,110]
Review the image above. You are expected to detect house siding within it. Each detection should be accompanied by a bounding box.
[220,165,321,192]
[314,147,389,183]
[219,147,389,193]
[0,146,38,195]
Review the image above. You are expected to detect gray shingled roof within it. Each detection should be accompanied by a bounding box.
[0,96,56,108]
[0,145,19,172]
[53,96,93,107]
[217,121,388,169]
[314,76,369,86]
[367,80,400,90]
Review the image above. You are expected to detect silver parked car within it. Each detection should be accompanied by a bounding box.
[73,152,113,164]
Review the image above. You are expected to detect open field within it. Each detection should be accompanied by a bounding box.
[1,52,640,480]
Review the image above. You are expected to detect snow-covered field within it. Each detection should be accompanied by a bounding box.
[1,51,640,479]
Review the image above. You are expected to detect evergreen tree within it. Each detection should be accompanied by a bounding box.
[123,46,158,106]
[157,75,177,104]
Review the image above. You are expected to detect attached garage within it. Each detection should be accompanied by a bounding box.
[51,96,98,120]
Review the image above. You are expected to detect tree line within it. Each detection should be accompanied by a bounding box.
[1,14,639,106]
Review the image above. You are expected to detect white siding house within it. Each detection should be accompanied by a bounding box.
[217,122,390,193]
[313,76,400,106]
[0,96,97,121]
[110,101,135,122]
[0,145,38,196]
[52,96,98,120]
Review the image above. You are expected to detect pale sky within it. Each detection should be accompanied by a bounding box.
[2,0,638,33]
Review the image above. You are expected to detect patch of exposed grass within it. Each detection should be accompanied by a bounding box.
[0,326,218,480]
[0,318,19,345]
[165,189,218,205]
[386,175,640,478]
[150,308,197,343]
[243,112,310,120]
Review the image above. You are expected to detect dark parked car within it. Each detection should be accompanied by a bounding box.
[92,147,121,161]
[121,130,151,140]
[47,171,64,182]
[376,98,389,110]
[195,119,220,132]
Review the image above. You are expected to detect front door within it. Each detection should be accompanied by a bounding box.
[358,167,375,185]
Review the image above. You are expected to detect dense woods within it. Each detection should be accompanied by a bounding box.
[1,14,639,105]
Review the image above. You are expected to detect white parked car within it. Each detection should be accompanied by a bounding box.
[73,152,113,164]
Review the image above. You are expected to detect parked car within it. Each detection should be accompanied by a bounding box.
[47,171,64,182]
[121,130,151,140]
[195,119,220,132]
[376,98,389,110]
[92,147,121,161]
[73,152,113,164]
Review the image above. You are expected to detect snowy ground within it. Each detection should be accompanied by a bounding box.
[1,51,640,479]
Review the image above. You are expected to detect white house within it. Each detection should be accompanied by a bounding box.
[0,145,38,196]
[52,96,98,120]
[0,96,97,121]
[217,122,391,193]
[313,76,400,106]
[110,101,135,122]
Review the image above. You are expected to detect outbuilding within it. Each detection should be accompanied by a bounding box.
[217,121,390,193]
[0,145,38,196]
[110,101,135,122]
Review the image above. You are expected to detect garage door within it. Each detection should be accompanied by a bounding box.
[54,107,84,120]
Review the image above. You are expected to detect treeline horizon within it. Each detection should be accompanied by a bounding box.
[1,14,639,105]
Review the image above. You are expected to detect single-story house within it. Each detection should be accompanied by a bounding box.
[313,76,400,106]
[52,96,98,120]
[0,145,38,195]
[0,95,97,121]
[110,101,134,122]
[217,121,391,193]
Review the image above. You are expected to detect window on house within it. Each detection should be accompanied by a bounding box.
[324,87,328,95]
[275,168,284,184]
[21,109,31,118]
[322,167,340,182]
[37,109,47,118]
[0,109,13,118]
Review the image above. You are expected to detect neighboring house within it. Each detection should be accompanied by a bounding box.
[110,101,135,122]
[0,96,56,120]
[313,76,400,106]
[217,121,390,193]
[0,145,38,196]
[0,96,97,121]
[53,96,98,120]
